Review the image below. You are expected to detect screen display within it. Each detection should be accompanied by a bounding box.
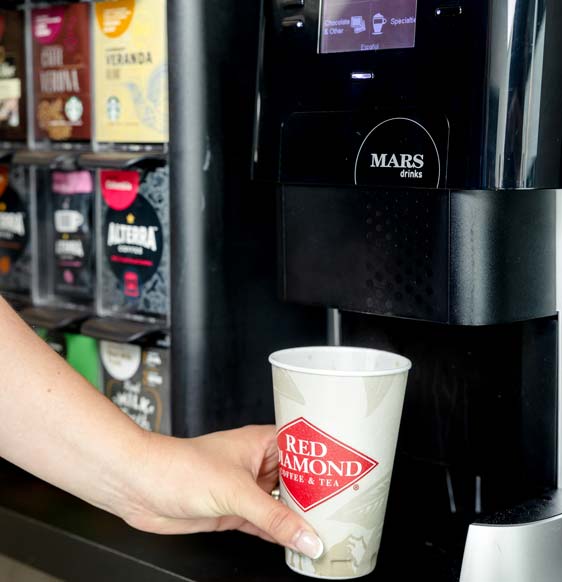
[319,0,418,54]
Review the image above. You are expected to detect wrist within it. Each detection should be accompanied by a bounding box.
[115,429,189,533]
[100,425,156,526]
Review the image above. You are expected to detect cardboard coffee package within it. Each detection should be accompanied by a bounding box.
[37,170,95,307]
[94,0,168,144]
[0,9,26,142]
[100,338,171,434]
[32,4,91,142]
[97,165,169,322]
[0,163,31,300]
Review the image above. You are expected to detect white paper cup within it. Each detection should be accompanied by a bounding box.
[270,346,412,579]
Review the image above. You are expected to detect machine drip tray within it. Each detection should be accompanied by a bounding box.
[475,489,562,525]
[460,490,562,582]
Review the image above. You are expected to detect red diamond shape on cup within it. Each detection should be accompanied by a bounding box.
[277,417,379,512]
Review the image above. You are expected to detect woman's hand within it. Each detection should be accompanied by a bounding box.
[119,426,323,558]
[123,425,324,559]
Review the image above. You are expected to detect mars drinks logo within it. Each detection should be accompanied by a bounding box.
[277,418,378,512]
[370,152,424,178]
[354,117,442,188]
[102,170,163,299]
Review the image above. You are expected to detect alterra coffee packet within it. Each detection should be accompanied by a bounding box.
[99,166,169,322]
[100,339,171,434]
[94,0,168,143]
[0,164,31,299]
[32,4,91,142]
[51,170,95,304]
[0,9,27,142]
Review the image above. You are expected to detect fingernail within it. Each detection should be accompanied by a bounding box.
[293,530,324,559]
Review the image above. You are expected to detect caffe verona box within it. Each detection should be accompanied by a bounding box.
[31,4,92,142]
[94,0,169,144]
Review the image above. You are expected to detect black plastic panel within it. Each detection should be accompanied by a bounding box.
[167,0,326,438]
[280,111,450,188]
[280,186,556,325]
[20,306,90,332]
[78,152,166,170]
[12,150,77,169]
[281,185,449,321]
[81,317,166,344]
[450,189,556,324]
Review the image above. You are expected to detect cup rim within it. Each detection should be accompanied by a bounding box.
[269,346,412,377]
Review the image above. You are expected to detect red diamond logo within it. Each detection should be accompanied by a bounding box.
[277,417,378,512]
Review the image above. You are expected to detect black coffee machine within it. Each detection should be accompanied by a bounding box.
[254,0,562,580]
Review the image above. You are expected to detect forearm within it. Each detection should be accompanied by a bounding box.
[0,296,147,519]
[0,298,324,556]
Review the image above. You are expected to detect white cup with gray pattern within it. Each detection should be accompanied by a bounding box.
[270,346,412,579]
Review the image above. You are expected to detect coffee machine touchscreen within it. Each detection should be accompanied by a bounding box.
[319,0,417,54]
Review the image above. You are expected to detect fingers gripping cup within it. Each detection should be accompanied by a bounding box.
[270,346,412,579]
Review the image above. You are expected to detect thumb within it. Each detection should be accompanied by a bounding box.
[237,485,324,559]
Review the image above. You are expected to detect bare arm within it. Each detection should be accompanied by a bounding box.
[0,296,143,515]
[0,296,323,559]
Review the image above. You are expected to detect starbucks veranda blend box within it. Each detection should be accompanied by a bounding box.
[0,164,31,299]
[0,10,27,142]
[32,4,91,142]
[94,0,169,144]
[50,170,95,304]
[100,339,171,434]
[98,166,169,322]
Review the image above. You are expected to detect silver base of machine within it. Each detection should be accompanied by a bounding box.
[460,492,562,582]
